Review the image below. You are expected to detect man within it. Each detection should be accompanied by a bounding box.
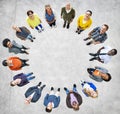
[2,38,29,54]
[61,3,75,29]
[64,84,82,111]
[12,25,35,42]
[10,72,35,87]
[25,82,46,104]
[44,87,60,113]
[84,24,109,45]
[87,66,112,82]
[89,46,117,64]
[2,56,29,71]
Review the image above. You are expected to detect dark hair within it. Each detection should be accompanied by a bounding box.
[2,60,7,66]
[2,38,10,47]
[103,73,112,82]
[10,81,15,87]
[86,10,92,16]
[112,49,117,55]
[103,24,109,31]
[27,10,34,16]
[45,107,52,113]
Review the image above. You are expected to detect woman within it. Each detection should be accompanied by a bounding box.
[76,10,92,34]
[45,5,56,28]
[26,10,44,33]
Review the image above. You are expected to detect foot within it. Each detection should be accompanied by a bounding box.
[63,21,66,28]
[57,88,60,91]
[67,23,70,29]
[25,51,29,55]
[64,87,67,91]
[25,59,29,62]
[89,58,96,61]
[86,41,92,45]
[83,37,90,41]
[78,31,81,34]
[73,84,76,88]
[25,64,30,66]
[30,39,33,42]
[32,37,36,39]
[89,53,97,56]
[37,82,42,86]
[51,87,54,91]
[41,84,46,88]
[41,28,44,31]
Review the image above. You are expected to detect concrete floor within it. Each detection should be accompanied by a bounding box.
[0,0,120,114]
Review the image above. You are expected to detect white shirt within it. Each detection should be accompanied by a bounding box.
[99,46,112,64]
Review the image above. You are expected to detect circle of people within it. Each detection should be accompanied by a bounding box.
[2,3,117,113]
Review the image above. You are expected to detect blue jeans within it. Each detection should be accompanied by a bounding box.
[27,34,33,40]
[65,87,78,95]
[25,72,35,81]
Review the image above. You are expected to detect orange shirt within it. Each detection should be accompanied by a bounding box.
[93,70,101,76]
[8,57,22,71]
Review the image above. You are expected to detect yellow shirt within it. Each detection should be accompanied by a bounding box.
[77,14,92,30]
[26,14,41,28]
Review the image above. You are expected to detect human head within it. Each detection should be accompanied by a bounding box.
[2,60,7,66]
[2,38,12,48]
[85,89,98,98]
[101,73,112,82]
[25,97,31,104]
[72,101,79,111]
[45,106,52,113]
[45,4,52,13]
[85,10,92,16]
[27,10,34,18]
[100,24,109,34]
[10,80,19,86]
[2,59,12,66]
[12,25,21,32]
[65,3,71,10]
[108,49,117,56]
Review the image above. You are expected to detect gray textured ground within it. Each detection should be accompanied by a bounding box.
[0,0,120,114]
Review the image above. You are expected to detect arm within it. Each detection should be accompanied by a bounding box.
[44,94,49,106]
[95,66,108,73]
[61,8,64,18]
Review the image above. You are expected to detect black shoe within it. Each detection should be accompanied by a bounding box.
[25,51,29,55]
[63,21,66,28]
[51,87,54,90]
[37,82,42,86]
[25,64,30,66]
[41,84,46,88]
[89,53,97,56]
[64,87,67,91]
[89,58,96,61]
[78,31,81,34]
[73,84,76,88]
[76,30,78,33]
[86,41,92,45]
[32,37,36,39]
[67,23,70,29]
[57,88,60,91]
[83,37,90,41]
[30,39,33,42]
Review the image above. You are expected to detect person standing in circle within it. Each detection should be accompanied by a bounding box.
[26,10,44,33]
[61,3,75,29]
[76,10,92,34]
[45,4,56,28]
[64,84,83,111]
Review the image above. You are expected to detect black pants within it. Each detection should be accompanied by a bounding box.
[20,59,29,67]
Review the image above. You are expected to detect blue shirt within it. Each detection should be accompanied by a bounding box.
[45,12,55,22]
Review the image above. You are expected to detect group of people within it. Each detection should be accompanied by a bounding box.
[1,3,117,113]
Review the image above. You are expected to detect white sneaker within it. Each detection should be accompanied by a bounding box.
[41,28,44,31]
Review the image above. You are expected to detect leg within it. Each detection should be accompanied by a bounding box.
[89,57,98,61]
[83,37,91,41]
[64,87,69,95]
[38,24,43,29]
[35,26,41,33]
[73,84,78,93]
[66,22,70,29]
[55,91,60,97]
[25,72,33,77]
[20,59,29,67]
[27,76,35,81]
[86,41,93,45]
[63,21,66,28]
[20,50,29,55]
